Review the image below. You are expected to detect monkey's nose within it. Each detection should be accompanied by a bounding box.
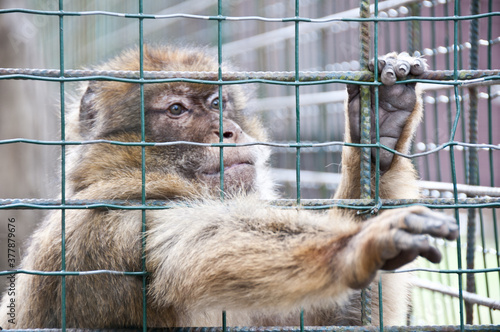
[211,119,243,143]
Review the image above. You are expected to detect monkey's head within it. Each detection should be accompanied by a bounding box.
[70,45,275,199]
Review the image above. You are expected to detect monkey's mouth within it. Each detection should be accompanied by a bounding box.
[199,161,256,194]
[202,162,255,177]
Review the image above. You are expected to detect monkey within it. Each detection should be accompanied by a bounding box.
[0,45,457,328]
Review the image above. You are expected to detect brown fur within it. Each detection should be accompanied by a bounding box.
[0,46,457,328]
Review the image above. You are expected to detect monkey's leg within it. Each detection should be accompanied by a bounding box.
[335,52,427,201]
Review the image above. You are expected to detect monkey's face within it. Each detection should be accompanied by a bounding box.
[74,46,274,198]
[145,83,270,197]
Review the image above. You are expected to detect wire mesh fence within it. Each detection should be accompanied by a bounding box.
[0,0,499,331]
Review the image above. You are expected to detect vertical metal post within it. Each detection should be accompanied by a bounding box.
[465,0,480,325]
[217,1,227,329]
[359,0,372,326]
[487,0,500,287]
[378,276,384,330]
[58,0,66,330]
[451,2,465,331]
[295,0,301,205]
[295,2,305,328]
[372,1,382,325]
[218,0,225,202]
[430,4,443,183]
[138,1,148,330]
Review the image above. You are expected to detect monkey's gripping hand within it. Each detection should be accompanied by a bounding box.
[343,206,458,289]
[347,52,427,173]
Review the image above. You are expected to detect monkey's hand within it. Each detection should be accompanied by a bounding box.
[347,52,427,173]
[344,206,458,289]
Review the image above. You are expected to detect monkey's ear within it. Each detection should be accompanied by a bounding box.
[79,82,99,137]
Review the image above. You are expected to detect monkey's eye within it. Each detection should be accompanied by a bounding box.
[168,104,187,116]
[211,98,221,110]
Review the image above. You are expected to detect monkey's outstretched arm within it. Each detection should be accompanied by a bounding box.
[145,199,457,313]
[146,202,346,312]
[335,52,427,201]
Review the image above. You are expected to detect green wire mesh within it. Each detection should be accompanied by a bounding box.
[0,1,499,331]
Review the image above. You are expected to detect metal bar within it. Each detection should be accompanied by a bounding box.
[1,4,497,22]
[359,0,372,325]
[411,278,500,311]
[217,1,227,328]
[487,0,500,293]
[451,2,465,330]
[1,138,498,154]
[4,266,498,278]
[0,197,499,210]
[418,181,500,198]
[57,0,67,330]
[429,3,443,184]
[0,68,498,82]
[458,2,469,188]
[378,276,383,329]
[223,0,420,55]
[4,325,497,332]
[465,0,481,324]
[138,0,148,329]
[295,0,302,205]
[373,0,381,206]
[478,209,494,323]
[271,168,500,197]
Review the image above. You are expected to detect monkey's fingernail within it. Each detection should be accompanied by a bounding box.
[396,62,410,78]
[411,59,425,75]
[382,69,396,85]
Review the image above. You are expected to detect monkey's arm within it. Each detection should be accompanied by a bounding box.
[335,53,427,200]
[145,200,457,313]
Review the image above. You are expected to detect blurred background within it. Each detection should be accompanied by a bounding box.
[0,0,499,326]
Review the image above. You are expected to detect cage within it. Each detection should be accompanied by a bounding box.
[0,0,499,331]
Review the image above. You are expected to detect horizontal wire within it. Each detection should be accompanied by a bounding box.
[0,68,498,86]
[387,267,500,275]
[0,326,492,332]
[1,266,498,278]
[411,277,500,310]
[0,138,498,159]
[0,7,498,23]
[0,269,146,277]
[0,197,499,211]
[272,168,500,197]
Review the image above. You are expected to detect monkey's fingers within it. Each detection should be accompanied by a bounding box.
[375,53,428,85]
[409,57,427,75]
[380,232,442,270]
[401,207,459,241]
[377,57,398,86]
[345,206,455,289]
[378,207,457,270]
[367,54,402,85]
[382,57,423,84]
[368,57,386,74]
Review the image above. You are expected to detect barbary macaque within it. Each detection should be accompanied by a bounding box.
[0,46,457,328]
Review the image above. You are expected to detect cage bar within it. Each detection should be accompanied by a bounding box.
[0,68,498,83]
